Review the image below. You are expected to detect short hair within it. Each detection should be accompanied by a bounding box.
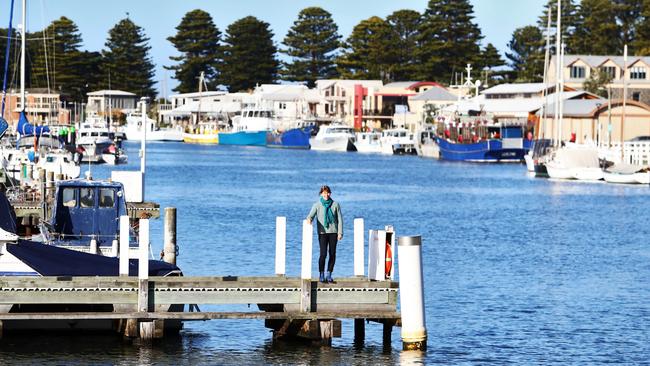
[319,185,331,194]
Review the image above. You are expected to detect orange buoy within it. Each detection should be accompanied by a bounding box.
[385,242,393,277]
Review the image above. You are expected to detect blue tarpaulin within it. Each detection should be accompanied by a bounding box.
[16,111,49,136]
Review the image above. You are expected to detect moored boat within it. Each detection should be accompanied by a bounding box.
[310,124,357,152]
[354,131,381,153]
[266,125,312,149]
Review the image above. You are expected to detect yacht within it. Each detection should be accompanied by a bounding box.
[77,115,115,163]
[124,112,184,142]
[309,124,357,152]
[415,125,439,159]
[219,107,274,146]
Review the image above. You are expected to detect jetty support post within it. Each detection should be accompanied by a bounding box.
[275,216,286,276]
[398,235,427,351]
[138,218,155,340]
[163,207,177,265]
[46,171,54,201]
[354,318,365,347]
[300,219,312,312]
[354,218,364,277]
[119,215,130,276]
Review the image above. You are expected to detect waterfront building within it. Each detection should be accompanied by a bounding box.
[315,79,383,130]
[86,90,138,120]
[549,55,650,105]
[4,89,67,126]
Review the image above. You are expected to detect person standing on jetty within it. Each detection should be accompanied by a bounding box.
[307,185,343,283]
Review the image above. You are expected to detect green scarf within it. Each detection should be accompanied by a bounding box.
[320,197,335,228]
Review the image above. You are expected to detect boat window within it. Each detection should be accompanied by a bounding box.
[80,188,95,208]
[62,188,77,208]
[99,188,115,208]
[46,156,56,163]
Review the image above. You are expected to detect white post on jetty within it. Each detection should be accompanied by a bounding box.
[301,220,312,280]
[139,97,148,201]
[163,207,177,265]
[354,218,364,276]
[119,215,130,276]
[397,235,427,351]
[138,219,149,280]
[275,216,286,276]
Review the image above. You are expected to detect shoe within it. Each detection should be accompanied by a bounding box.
[326,271,334,283]
[319,272,325,283]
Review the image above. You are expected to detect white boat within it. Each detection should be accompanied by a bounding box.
[524,151,535,172]
[124,113,184,142]
[603,163,644,184]
[354,131,381,153]
[379,128,417,155]
[309,124,357,152]
[634,171,650,184]
[415,126,439,159]
[101,145,128,165]
[37,150,81,178]
[545,145,603,181]
[77,117,114,163]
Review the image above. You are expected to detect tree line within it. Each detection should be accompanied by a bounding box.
[2,0,650,103]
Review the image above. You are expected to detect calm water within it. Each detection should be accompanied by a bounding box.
[2,141,650,365]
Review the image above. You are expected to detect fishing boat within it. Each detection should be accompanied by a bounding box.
[310,124,357,152]
[380,128,417,155]
[354,131,382,153]
[77,116,115,163]
[434,121,531,162]
[219,107,273,146]
[266,123,312,149]
[183,121,220,144]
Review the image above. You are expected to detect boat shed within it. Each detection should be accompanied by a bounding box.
[537,99,650,144]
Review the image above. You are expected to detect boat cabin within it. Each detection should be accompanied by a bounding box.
[48,180,128,249]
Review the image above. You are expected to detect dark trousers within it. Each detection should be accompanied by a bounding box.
[318,233,338,272]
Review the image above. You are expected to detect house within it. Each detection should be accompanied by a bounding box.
[315,79,383,129]
[86,90,139,119]
[548,55,650,104]
[4,89,67,126]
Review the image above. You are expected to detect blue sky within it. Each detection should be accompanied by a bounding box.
[15,0,547,95]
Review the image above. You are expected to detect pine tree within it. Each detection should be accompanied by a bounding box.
[416,0,483,84]
[571,0,621,55]
[221,16,279,92]
[166,9,222,93]
[479,43,506,84]
[102,18,156,99]
[614,0,642,50]
[506,26,545,82]
[29,17,89,101]
[336,16,398,82]
[537,0,578,53]
[281,7,341,87]
[633,0,650,54]
[386,9,421,81]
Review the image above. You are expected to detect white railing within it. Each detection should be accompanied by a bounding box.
[608,141,650,166]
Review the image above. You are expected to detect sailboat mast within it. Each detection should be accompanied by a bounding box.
[539,4,553,142]
[553,0,562,147]
[20,0,25,111]
[621,44,627,161]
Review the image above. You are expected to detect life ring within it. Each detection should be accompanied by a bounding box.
[385,242,392,277]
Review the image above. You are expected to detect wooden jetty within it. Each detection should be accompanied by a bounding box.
[0,204,426,349]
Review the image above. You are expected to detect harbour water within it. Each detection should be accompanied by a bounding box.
[2,141,650,364]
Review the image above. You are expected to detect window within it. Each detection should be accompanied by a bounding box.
[99,189,115,208]
[600,66,616,79]
[62,188,77,208]
[570,66,586,79]
[630,66,646,79]
[633,92,641,101]
[80,188,95,208]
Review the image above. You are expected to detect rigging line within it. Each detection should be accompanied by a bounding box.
[1,0,16,118]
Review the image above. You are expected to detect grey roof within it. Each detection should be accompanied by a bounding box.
[382,81,419,88]
[482,83,554,95]
[410,86,457,101]
[554,55,650,69]
[538,99,605,118]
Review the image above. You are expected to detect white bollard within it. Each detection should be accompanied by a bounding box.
[89,238,98,255]
[397,235,427,351]
[354,218,364,276]
[119,216,130,276]
[275,216,286,276]
[111,239,118,257]
[301,219,312,280]
[138,219,149,280]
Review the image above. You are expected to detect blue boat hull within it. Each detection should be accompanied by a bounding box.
[219,131,267,146]
[266,128,311,149]
[435,137,530,162]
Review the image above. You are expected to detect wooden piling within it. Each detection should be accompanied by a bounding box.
[354,318,365,345]
[163,207,177,265]
[300,279,312,313]
[383,321,393,348]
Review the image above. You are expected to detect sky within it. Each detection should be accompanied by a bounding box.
[13,0,548,96]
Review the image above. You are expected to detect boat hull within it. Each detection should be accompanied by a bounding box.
[266,128,310,149]
[126,128,184,142]
[310,136,356,152]
[434,137,527,162]
[183,133,219,144]
[219,131,267,146]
